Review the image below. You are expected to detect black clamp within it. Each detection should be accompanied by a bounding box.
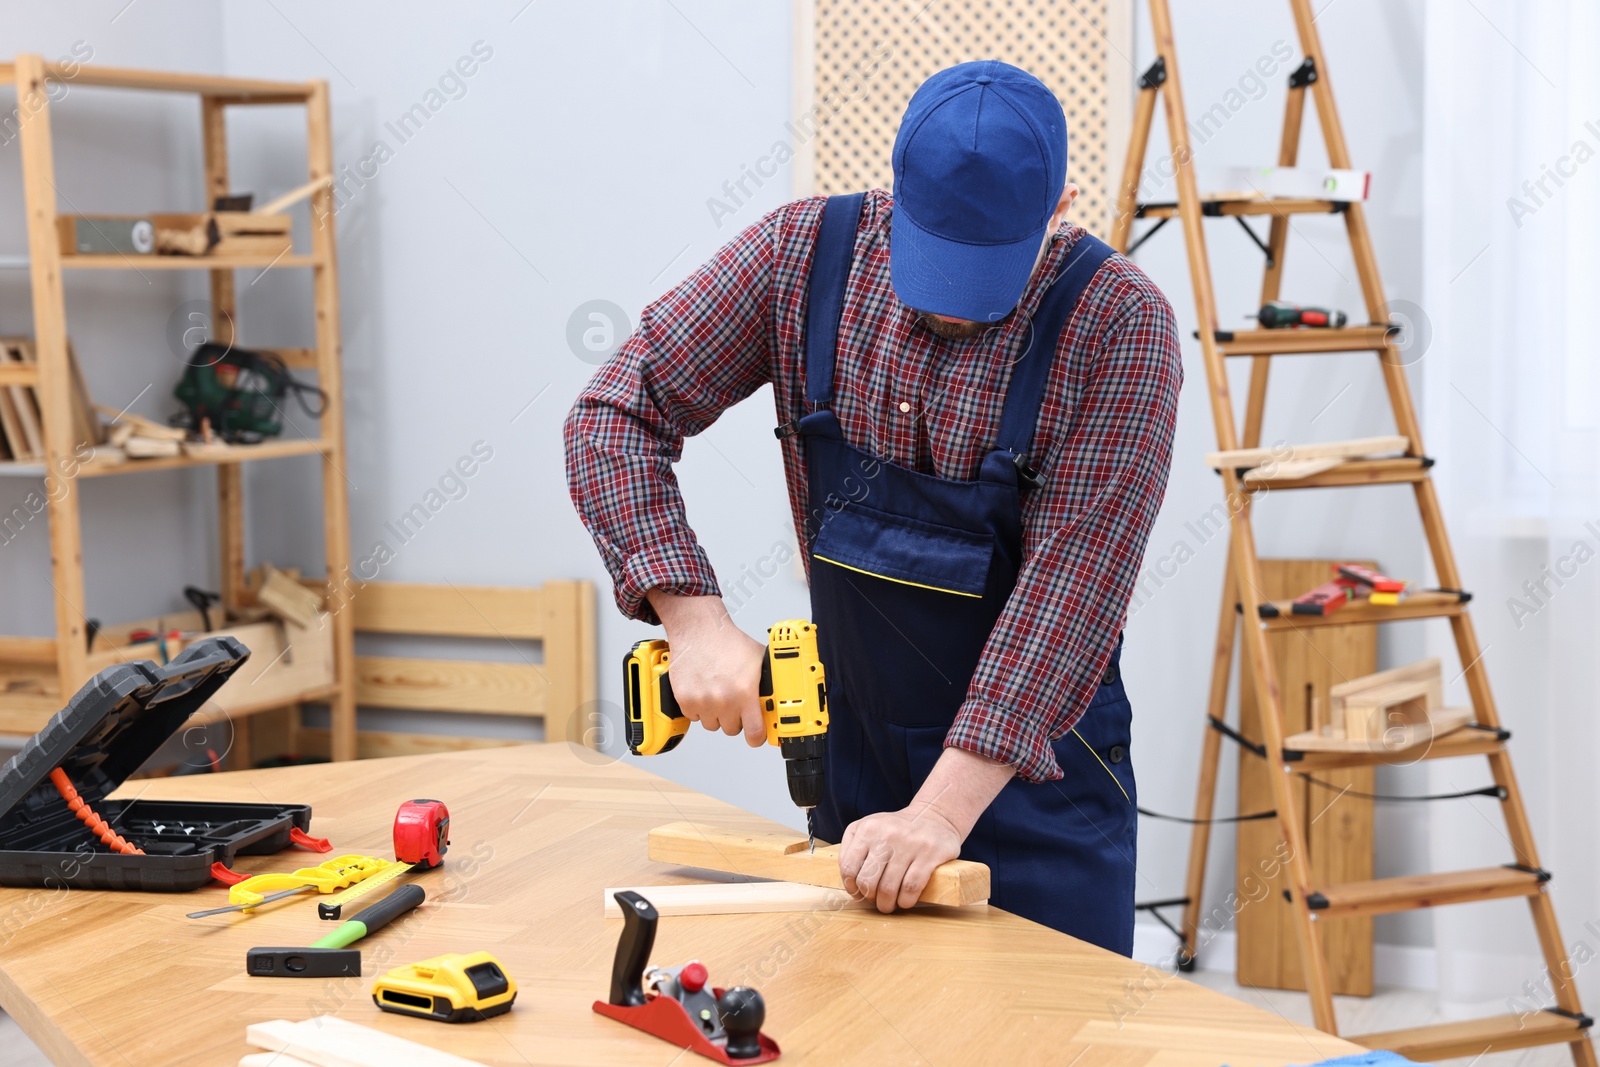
[1010,452,1044,491]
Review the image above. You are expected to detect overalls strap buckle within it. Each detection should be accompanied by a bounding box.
[1009,451,1044,490]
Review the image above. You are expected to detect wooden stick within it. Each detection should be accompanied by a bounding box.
[647,822,990,907]
[254,176,332,216]
[603,881,868,917]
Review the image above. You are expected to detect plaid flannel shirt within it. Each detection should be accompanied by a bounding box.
[564,190,1181,783]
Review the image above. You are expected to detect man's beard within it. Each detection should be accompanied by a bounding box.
[915,310,1009,341]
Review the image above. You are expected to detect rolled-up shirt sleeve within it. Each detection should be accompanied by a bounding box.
[946,275,1182,782]
[563,210,785,625]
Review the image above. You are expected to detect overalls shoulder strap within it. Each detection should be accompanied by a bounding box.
[993,233,1116,465]
[804,193,865,409]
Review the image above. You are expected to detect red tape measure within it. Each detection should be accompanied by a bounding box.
[394,799,450,868]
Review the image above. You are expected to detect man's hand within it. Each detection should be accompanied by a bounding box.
[838,746,1015,913]
[839,806,963,912]
[646,590,768,746]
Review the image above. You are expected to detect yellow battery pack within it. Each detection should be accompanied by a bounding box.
[372,951,517,1023]
[623,639,688,755]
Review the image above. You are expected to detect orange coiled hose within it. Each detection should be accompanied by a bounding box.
[49,767,144,855]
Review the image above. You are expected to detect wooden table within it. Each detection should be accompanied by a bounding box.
[0,745,1366,1066]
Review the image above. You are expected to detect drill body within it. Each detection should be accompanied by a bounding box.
[623,620,829,817]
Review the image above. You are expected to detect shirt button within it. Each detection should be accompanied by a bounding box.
[897,401,910,413]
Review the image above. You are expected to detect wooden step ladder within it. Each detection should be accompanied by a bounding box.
[1110,2,1597,1062]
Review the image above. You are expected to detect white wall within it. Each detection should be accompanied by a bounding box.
[0,0,1445,970]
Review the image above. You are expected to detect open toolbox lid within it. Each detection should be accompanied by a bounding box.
[0,636,250,833]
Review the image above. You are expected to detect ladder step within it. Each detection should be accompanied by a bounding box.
[1136,196,1347,220]
[1202,325,1399,355]
[1354,1008,1592,1061]
[1239,456,1431,491]
[1286,723,1508,770]
[1254,589,1470,631]
[1307,865,1548,918]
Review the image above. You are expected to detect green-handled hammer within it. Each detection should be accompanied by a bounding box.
[246,883,424,978]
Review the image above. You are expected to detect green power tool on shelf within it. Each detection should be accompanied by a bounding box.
[174,343,327,443]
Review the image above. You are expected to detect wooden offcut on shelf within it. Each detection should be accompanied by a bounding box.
[1284,658,1472,753]
[1206,435,1408,485]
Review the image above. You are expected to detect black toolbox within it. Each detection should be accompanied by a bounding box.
[0,636,318,892]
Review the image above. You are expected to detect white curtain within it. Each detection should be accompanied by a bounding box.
[1421,0,1600,1010]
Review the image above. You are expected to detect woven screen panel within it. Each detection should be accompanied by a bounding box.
[810,0,1111,236]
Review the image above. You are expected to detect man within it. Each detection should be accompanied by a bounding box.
[566,60,1180,953]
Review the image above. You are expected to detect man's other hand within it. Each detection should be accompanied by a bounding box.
[838,806,963,913]
[646,590,768,746]
[837,746,1015,912]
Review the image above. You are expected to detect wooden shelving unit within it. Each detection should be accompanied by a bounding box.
[0,55,357,760]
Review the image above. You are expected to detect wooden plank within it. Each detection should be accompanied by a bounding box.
[647,821,990,907]
[1329,658,1442,712]
[0,343,44,458]
[1241,456,1340,484]
[602,881,860,917]
[1206,435,1408,471]
[354,656,547,716]
[247,1017,486,1067]
[258,564,325,629]
[295,727,519,761]
[1236,559,1374,996]
[352,582,545,640]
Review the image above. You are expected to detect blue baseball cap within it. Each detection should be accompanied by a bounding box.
[890,61,1068,322]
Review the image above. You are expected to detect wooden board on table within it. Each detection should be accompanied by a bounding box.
[247,1016,486,1067]
[603,881,861,917]
[647,820,990,906]
[1236,559,1375,996]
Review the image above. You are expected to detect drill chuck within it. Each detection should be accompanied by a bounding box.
[778,735,826,809]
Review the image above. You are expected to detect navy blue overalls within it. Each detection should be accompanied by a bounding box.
[796,193,1137,954]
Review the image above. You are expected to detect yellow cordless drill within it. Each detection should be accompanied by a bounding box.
[623,620,829,850]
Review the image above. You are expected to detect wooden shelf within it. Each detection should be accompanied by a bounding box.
[60,253,316,270]
[1242,456,1432,492]
[0,54,358,763]
[1255,590,1469,631]
[1355,1010,1592,1060]
[0,61,314,99]
[1207,324,1399,355]
[1286,723,1507,770]
[1311,866,1546,919]
[0,438,331,478]
[1137,196,1345,220]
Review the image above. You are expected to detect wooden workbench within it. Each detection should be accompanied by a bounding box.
[0,745,1366,1066]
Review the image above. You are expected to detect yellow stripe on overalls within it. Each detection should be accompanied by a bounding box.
[1072,727,1131,804]
[812,554,984,598]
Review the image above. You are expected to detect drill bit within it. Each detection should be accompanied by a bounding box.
[807,808,815,853]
